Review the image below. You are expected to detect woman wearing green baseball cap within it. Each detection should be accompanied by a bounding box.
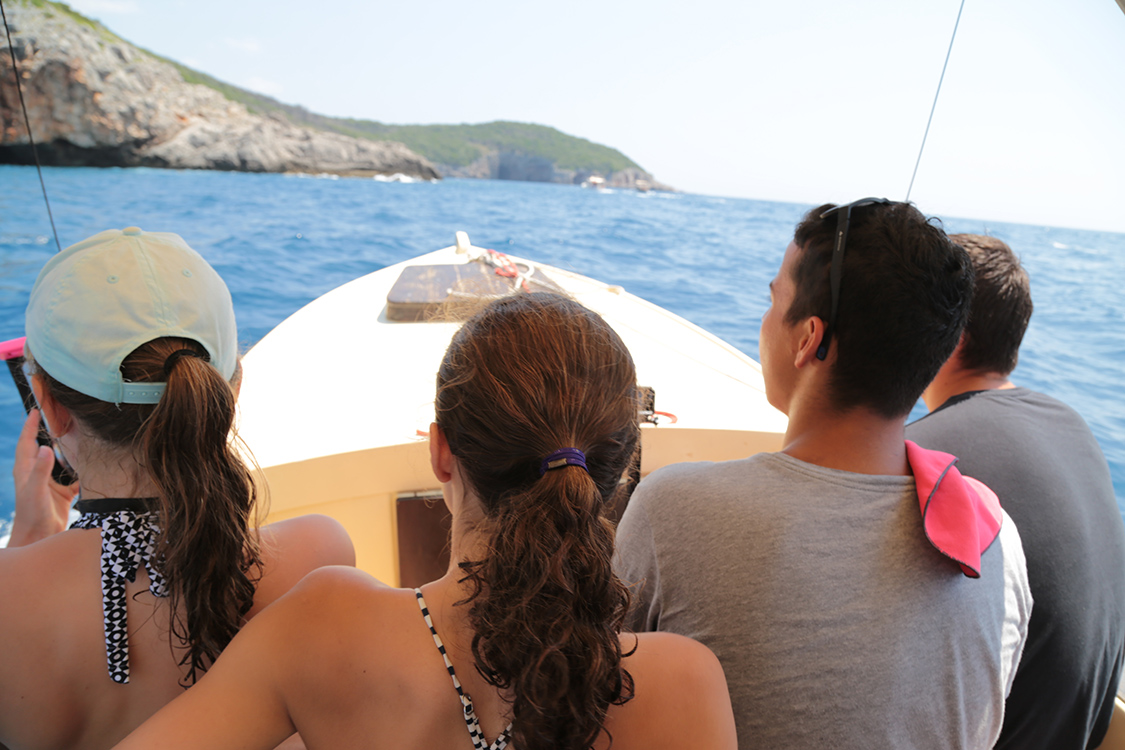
[0,227,354,750]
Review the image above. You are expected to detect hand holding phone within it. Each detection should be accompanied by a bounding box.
[9,409,79,546]
[3,336,77,485]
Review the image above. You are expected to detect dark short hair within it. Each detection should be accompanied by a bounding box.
[788,202,974,418]
[949,234,1032,376]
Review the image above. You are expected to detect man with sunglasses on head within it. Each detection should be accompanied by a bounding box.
[906,234,1125,750]
[615,200,1032,749]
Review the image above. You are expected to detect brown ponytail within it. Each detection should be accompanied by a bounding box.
[436,293,638,750]
[32,337,261,685]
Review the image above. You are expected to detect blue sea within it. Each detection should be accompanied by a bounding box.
[1,165,1123,531]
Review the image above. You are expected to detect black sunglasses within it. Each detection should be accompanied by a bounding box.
[814,197,896,361]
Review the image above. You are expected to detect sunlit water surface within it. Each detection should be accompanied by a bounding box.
[2,166,1123,531]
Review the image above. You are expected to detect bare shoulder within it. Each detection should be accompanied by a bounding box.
[258,568,419,657]
[251,570,439,726]
[237,568,408,684]
[0,544,37,627]
[250,515,356,614]
[624,632,726,689]
[267,566,395,624]
[603,632,737,750]
[0,530,93,603]
[260,513,356,567]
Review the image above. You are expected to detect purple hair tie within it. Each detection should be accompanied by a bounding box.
[539,448,588,476]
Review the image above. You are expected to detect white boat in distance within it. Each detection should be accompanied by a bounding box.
[237,232,787,585]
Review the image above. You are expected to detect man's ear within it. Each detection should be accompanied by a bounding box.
[30,374,74,437]
[428,422,454,484]
[794,316,827,368]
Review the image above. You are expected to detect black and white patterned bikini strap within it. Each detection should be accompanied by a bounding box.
[72,510,166,684]
[413,589,511,750]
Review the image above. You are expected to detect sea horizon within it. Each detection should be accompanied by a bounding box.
[2,166,1123,533]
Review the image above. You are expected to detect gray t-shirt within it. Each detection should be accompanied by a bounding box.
[907,387,1125,750]
[615,452,1031,749]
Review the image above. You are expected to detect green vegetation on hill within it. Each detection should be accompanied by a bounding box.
[330,120,640,173]
[186,90,641,174]
[18,1,641,175]
[203,98,640,174]
[17,0,119,41]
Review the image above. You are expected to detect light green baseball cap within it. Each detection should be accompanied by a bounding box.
[25,227,238,405]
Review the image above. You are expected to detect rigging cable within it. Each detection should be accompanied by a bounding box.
[1,0,62,252]
[905,0,967,203]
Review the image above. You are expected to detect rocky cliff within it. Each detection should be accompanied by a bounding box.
[0,2,440,178]
[437,152,673,191]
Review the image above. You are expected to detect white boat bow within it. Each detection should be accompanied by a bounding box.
[237,233,786,583]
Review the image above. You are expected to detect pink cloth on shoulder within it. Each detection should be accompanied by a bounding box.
[906,440,1003,578]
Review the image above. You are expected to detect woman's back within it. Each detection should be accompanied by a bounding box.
[1,227,355,749]
[116,292,736,750]
[0,514,351,750]
[114,566,735,750]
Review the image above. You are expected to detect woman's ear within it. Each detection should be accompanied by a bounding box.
[30,374,74,438]
[428,422,454,483]
[230,360,243,400]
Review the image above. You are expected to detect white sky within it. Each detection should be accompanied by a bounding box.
[61,0,1125,233]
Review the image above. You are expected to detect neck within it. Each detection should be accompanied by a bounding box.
[923,369,1015,411]
[447,512,489,574]
[423,518,490,658]
[67,442,160,500]
[781,401,909,476]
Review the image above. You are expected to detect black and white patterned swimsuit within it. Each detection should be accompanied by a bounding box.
[414,588,512,750]
[70,497,166,684]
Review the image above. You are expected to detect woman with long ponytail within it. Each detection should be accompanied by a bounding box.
[0,228,354,750]
[116,291,736,750]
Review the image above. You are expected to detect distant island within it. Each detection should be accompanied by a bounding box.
[0,1,669,189]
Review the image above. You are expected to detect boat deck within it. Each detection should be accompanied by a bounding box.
[236,238,787,582]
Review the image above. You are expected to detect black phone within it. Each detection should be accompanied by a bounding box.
[2,337,77,485]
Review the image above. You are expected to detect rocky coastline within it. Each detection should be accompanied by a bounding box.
[0,2,441,179]
[437,153,673,191]
[0,2,670,190]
